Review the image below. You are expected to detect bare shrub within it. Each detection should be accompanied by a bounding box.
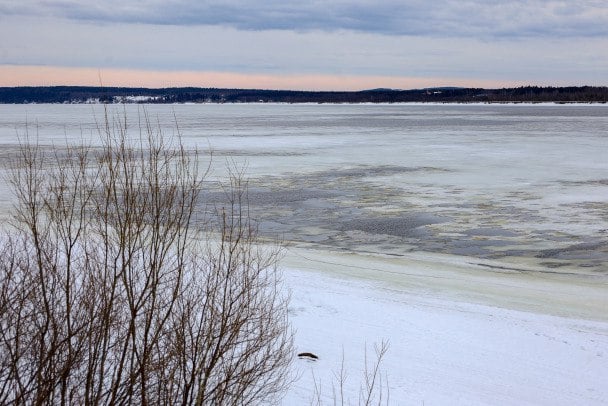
[0,110,293,405]
[310,341,390,406]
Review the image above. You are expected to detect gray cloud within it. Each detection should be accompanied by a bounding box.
[2,15,607,86]
[1,0,607,38]
[1,1,607,87]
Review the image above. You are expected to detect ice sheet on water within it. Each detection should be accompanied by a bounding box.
[0,103,607,273]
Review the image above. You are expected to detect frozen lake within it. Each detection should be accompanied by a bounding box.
[1,103,607,404]
[1,103,606,274]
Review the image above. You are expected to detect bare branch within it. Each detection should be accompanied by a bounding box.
[0,108,294,405]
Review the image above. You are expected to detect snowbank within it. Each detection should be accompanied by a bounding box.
[282,247,608,405]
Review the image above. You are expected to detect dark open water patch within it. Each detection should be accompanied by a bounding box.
[559,179,608,187]
[464,227,519,237]
[199,186,338,206]
[536,241,608,261]
[210,149,309,157]
[299,165,450,183]
[339,214,448,238]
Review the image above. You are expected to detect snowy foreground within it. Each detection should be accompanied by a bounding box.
[280,247,608,405]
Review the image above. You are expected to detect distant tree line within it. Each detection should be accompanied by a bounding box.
[0,85,606,104]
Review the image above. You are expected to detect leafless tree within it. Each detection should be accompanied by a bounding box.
[0,109,293,405]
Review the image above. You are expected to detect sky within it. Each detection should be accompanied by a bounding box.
[0,0,607,90]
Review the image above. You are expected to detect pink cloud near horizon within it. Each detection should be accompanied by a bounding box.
[0,65,523,91]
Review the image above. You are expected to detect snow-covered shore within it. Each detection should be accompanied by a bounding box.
[282,247,608,405]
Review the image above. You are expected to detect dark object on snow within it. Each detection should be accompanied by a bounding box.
[298,352,319,360]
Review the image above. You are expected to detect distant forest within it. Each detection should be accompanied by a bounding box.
[1,86,607,104]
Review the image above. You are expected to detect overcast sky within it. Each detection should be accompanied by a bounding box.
[1,0,607,90]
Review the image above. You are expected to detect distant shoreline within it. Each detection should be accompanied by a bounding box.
[1,85,607,104]
[2,101,608,106]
